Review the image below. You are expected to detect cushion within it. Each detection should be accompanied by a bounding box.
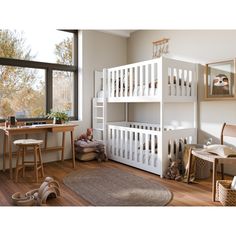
[74,140,104,148]
[74,140,105,155]
[204,144,236,158]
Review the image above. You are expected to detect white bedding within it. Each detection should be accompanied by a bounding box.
[97,84,191,98]
[132,86,158,96]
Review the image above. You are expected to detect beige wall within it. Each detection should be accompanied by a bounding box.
[81,30,127,129]
[128,30,236,175]
[128,30,236,64]
[0,30,127,170]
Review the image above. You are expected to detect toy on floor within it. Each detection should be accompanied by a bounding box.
[164,159,182,181]
[77,128,93,142]
[11,177,60,206]
[11,192,35,206]
[96,143,108,162]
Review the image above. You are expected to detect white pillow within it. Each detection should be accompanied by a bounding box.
[204,144,236,158]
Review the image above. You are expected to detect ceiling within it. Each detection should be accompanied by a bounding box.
[99,30,135,37]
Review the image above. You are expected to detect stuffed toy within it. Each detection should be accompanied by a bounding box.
[77,128,93,142]
[164,159,182,181]
[96,143,108,162]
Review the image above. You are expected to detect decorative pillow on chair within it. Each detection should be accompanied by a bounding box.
[204,144,236,158]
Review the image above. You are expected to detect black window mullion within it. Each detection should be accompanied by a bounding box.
[73,31,78,67]
[74,70,78,120]
[0,57,76,71]
[46,68,53,114]
[73,32,78,120]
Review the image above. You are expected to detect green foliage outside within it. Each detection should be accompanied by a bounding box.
[0,30,73,119]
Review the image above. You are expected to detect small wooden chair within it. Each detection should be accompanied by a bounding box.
[14,139,44,183]
[187,123,236,201]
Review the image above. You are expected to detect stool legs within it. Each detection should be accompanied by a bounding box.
[22,147,26,178]
[15,147,21,183]
[15,146,26,183]
[34,145,44,182]
[38,145,44,178]
[15,144,44,183]
[34,146,39,182]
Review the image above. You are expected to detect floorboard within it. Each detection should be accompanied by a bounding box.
[0,159,226,206]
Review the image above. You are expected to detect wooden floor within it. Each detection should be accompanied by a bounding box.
[0,159,224,206]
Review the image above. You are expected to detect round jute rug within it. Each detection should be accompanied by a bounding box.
[63,167,173,206]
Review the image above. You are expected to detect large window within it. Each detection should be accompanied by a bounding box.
[0,29,78,121]
[0,66,45,119]
[0,30,73,65]
[53,70,74,116]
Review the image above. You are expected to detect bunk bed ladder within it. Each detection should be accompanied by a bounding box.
[92,70,106,142]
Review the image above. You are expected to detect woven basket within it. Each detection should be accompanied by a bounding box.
[216,180,236,206]
[195,157,211,179]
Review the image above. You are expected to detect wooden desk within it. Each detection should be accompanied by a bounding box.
[0,123,78,179]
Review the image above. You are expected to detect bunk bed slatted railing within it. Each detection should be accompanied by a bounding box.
[107,122,196,176]
[168,67,192,97]
[107,59,159,99]
[164,58,195,99]
[108,124,160,173]
[128,122,160,131]
[106,57,196,101]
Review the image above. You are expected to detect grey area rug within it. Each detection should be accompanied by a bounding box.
[63,167,173,206]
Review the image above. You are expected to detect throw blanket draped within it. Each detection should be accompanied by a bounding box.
[182,144,204,183]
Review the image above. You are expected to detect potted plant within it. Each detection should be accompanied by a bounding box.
[47,110,69,124]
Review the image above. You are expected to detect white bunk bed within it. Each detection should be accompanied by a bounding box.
[93,57,197,177]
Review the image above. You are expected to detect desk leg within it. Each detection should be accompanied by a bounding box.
[70,130,75,168]
[61,132,65,161]
[3,134,7,172]
[8,134,13,179]
[212,158,218,202]
[44,132,48,149]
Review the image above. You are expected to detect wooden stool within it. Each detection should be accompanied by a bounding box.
[13,139,44,183]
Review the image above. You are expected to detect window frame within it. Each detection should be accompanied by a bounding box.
[0,30,78,122]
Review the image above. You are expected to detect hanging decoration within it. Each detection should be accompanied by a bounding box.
[152,38,169,58]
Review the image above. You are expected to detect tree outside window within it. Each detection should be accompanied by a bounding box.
[0,29,75,120]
